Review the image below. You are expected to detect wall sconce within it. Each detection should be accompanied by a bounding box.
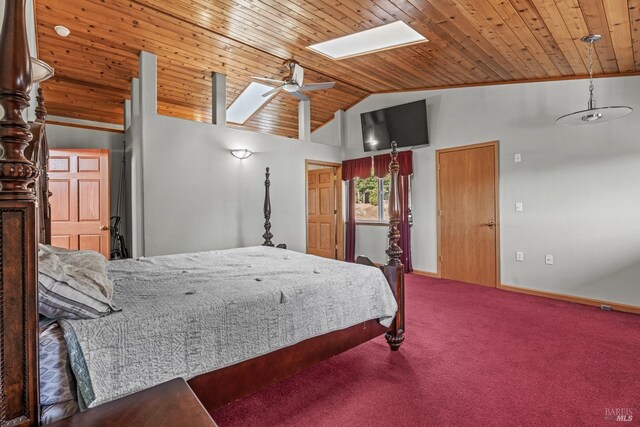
[230,149,252,159]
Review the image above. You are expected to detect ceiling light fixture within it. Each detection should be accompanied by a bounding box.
[227,82,278,124]
[230,149,252,159]
[31,57,54,83]
[556,35,633,125]
[308,21,427,60]
[54,25,71,37]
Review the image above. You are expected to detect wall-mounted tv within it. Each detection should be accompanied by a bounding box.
[360,100,429,152]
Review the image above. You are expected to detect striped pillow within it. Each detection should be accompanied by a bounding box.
[38,249,118,320]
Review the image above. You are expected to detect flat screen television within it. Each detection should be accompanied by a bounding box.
[360,100,429,152]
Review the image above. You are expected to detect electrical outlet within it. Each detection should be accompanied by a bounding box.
[515,153,522,163]
[515,202,523,212]
[516,251,524,262]
[545,254,554,265]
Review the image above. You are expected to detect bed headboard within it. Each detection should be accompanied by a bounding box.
[0,0,48,425]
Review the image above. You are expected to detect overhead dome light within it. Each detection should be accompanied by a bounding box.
[556,35,633,125]
[54,25,71,37]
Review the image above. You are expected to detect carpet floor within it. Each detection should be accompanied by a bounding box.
[210,274,640,426]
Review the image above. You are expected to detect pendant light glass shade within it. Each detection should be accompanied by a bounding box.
[556,35,633,126]
[32,57,54,83]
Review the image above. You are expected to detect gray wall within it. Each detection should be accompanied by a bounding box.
[314,76,640,307]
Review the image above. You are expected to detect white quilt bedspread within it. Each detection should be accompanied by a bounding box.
[59,246,397,409]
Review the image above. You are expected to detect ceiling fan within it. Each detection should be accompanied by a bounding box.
[252,60,336,101]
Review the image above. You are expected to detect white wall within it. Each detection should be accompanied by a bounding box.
[133,52,342,257]
[314,76,640,307]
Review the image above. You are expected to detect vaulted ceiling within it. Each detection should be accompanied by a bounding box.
[37,0,640,138]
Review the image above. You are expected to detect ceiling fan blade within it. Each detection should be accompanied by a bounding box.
[262,86,283,97]
[293,63,304,86]
[288,91,309,101]
[299,82,336,91]
[251,76,284,85]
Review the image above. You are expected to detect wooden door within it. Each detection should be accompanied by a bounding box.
[48,149,110,258]
[307,168,336,259]
[437,142,499,287]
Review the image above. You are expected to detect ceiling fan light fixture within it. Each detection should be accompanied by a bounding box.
[556,34,633,126]
[283,83,299,92]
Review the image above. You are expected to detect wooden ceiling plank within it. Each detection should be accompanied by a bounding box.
[553,0,604,74]
[407,0,526,80]
[573,0,619,73]
[486,0,563,76]
[602,0,636,72]
[507,0,575,76]
[528,0,589,74]
[442,0,544,79]
[630,0,640,70]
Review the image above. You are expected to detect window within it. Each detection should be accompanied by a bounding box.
[354,175,391,223]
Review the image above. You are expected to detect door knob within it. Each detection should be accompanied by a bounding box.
[100,225,110,231]
[484,220,495,227]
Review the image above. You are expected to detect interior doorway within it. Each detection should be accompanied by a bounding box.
[306,160,343,260]
[49,148,111,258]
[437,141,500,287]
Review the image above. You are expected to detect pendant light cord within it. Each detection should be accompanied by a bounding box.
[587,40,596,110]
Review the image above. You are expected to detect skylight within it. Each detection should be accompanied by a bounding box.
[307,21,427,60]
[227,82,276,124]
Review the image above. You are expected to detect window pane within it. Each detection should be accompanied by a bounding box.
[355,176,380,221]
[381,175,391,221]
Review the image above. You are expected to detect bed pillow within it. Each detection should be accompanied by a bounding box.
[38,248,118,319]
[39,244,109,276]
[39,322,76,405]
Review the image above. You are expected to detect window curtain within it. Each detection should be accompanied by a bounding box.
[373,151,414,271]
[372,150,413,178]
[342,157,373,263]
[399,175,413,272]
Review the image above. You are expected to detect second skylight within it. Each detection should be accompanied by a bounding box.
[308,21,427,60]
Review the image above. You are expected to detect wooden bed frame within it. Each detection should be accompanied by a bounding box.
[0,2,404,424]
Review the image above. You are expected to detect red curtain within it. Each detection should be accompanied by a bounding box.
[373,150,413,178]
[399,175,412,272]
[342,157,373,181]
[345,180,356,263]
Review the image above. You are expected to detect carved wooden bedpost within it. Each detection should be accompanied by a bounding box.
[0,0,41,425]
[35,88,51,244]
[262,167,274,246]
[383,142,405,351]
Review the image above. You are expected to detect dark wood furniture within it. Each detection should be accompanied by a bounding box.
[46,379,217,427]
[0,2,404,425]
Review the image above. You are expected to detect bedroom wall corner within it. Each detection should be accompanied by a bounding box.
[341,76,640,308]
[133,52,343,257]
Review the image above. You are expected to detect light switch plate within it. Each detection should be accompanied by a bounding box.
[515,153,522,163]
[516,251,524,261]
[545,254,554,265]
[515,202,523,212]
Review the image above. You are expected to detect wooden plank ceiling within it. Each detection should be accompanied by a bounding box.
[36,0,640,138]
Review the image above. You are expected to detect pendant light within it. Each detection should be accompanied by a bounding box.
[556,35,632,125]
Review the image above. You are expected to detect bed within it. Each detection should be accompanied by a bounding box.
[0,2,406,426]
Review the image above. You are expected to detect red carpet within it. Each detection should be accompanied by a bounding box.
[211,275,640,426]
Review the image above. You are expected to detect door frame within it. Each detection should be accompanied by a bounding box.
[305,160,344,261]
[436,141,500,287]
